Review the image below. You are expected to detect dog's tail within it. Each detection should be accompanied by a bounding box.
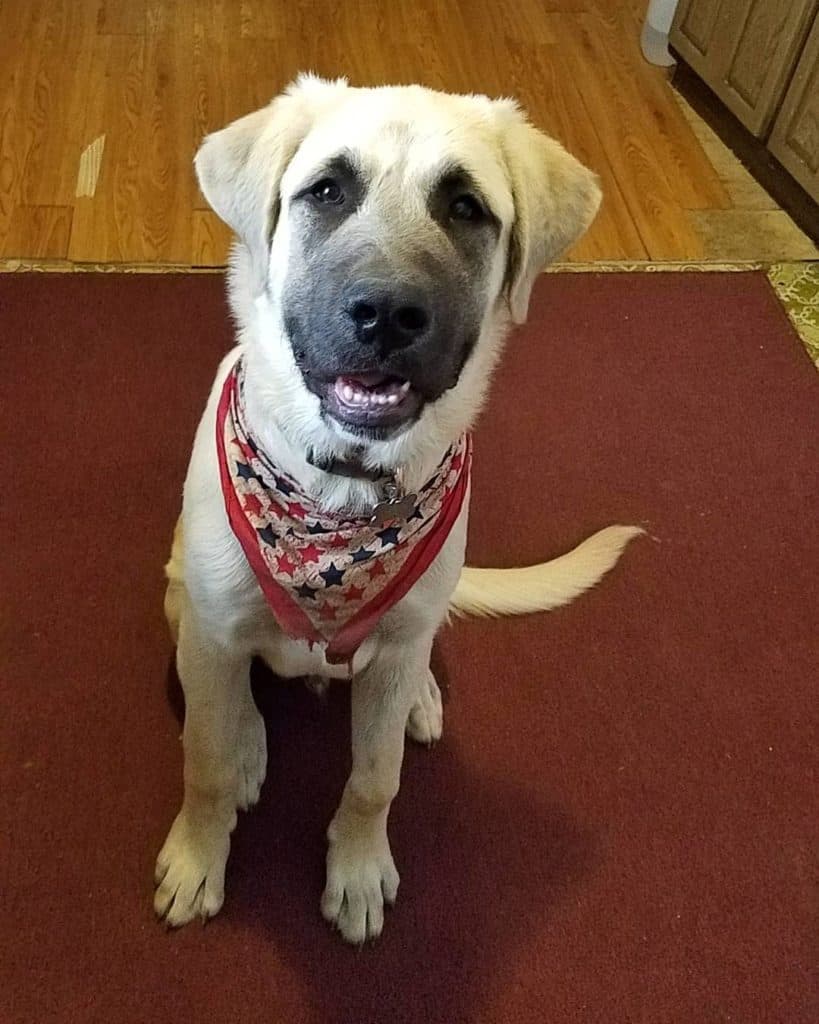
[448,525,643,618]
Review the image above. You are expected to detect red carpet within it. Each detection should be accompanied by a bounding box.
[2,270,816,1024]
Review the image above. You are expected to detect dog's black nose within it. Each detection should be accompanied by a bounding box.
[345,281,431,352]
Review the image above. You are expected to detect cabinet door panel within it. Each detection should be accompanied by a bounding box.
[671,0,817,136]
[769,14,819,202]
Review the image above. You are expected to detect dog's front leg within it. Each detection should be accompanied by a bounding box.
[154,607,250,927]
[321,643,426,943]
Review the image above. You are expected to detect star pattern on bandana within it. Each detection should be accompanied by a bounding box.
[257,524,278,545]
[244,492,264,518]
[275,554,297,577]
[300,543,321,564]
[319,562,345,587]
[376,526,401,547]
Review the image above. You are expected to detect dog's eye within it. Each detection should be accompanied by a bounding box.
[310,179,345,205]
[449,194,484,222]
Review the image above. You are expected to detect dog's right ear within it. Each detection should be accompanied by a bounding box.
[194,75,345,286]
[496,101,601,324]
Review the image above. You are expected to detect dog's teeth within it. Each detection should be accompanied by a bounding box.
[336,376,412,413]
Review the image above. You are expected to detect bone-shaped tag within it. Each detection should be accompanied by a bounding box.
[370,492,417,526]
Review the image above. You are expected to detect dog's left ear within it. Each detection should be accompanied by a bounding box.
[498,105,601,323]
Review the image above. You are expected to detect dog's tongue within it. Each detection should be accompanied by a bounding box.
[339,373,390,390]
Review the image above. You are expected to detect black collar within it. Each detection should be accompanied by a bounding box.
[305,447,391,484]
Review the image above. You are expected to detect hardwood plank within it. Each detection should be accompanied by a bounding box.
[192,0,226,208]
[375,4,454,90]
[15,1,67,208]
[557,13,706,259]
[488,35,647,260]
[68,33,145,261]
[585,1,731,211]
[0,2,53,242]
[96,0,146,34]
[1,204,72,258]
[629,0,649,21]
[192,209,233,264]
[135,0,193,261]
[24,0,100,207]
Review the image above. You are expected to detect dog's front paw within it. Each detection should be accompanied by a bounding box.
[153,810,234,927]
[321,831,400,943]
[406,669,443,745]
[236,702,267,811]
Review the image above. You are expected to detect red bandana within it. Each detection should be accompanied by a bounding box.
[216,360,471,665]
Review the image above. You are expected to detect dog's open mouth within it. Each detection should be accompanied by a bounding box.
[324,372,423,431]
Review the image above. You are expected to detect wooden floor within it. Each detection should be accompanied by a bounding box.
[0,0,813,266]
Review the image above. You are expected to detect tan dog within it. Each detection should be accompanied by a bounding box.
[157,75,640,943]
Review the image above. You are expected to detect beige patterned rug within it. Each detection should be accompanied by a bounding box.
[768,263,819,367]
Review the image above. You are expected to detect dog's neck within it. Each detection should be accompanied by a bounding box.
[304,447,393,485]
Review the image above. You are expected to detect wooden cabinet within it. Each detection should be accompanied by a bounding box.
[672,0,819,204]
[671,0,816,136]
[769,15,819,199]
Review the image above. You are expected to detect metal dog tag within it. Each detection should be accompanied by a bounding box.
[371,479,418,526]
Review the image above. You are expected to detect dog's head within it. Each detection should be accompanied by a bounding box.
[197,75,600,452]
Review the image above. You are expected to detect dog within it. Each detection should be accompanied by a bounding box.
[156,74,641,943]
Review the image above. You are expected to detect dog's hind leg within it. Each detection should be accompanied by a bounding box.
[406,667,443,745]
[235,686,267,811]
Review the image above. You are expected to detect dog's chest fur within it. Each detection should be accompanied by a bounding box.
[256,623,377,679]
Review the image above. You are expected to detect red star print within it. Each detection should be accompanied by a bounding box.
[300,543,321,564]
[329,533,348,549]
[243,492,263,518]
[318,604,338,621]
[286,501,308,519]
[275,554,297,577]
[344,584,365,601]
[367,560,386,579]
